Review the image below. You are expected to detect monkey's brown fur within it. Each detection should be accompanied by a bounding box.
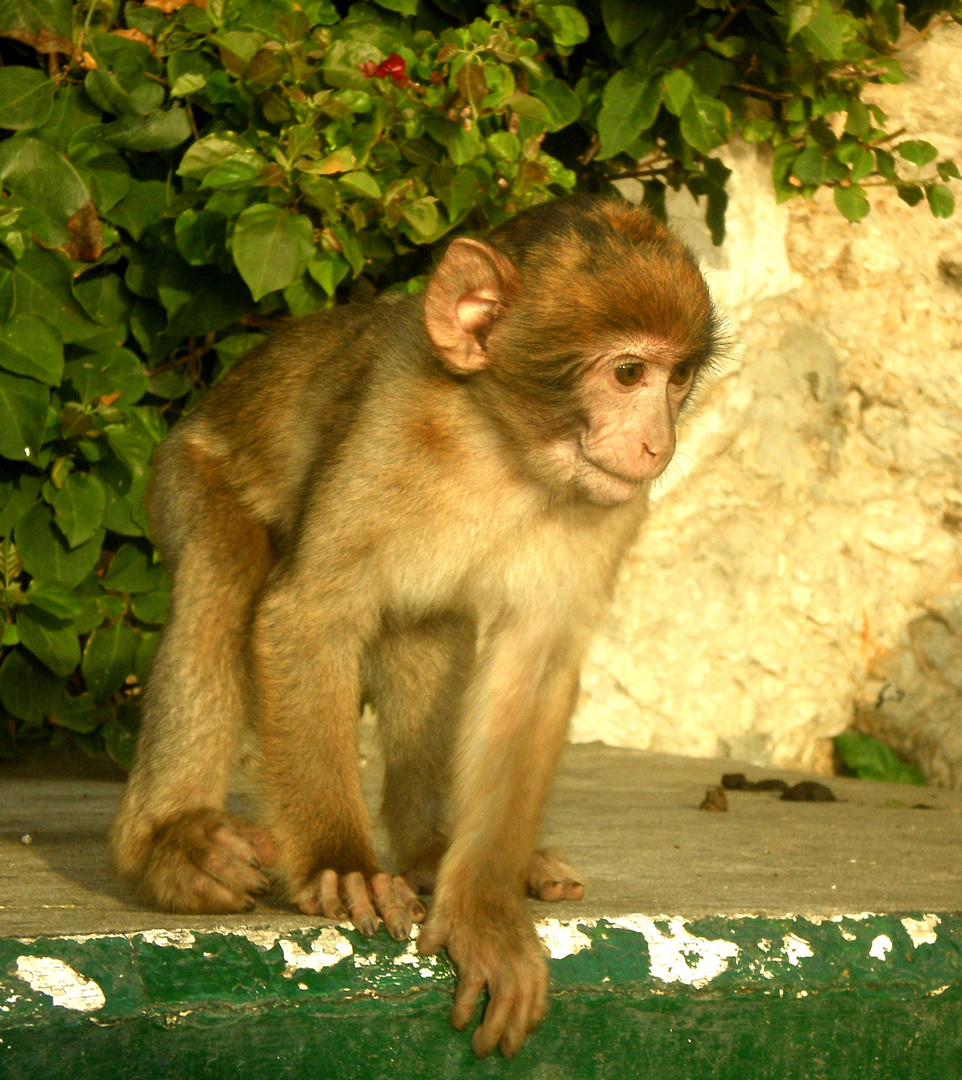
[111,196,717,1057]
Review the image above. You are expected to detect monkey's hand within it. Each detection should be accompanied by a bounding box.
[417,903,549,1059]
[294,871,427,942]
[527,849,585,902]
[138,810,277,913]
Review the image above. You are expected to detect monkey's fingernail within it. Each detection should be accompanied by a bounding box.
[248,855,262,869]
[360,919,377,937]
[412,903,427,920]
[388,922,408,941]
[243,900,255,912]
[333,905,348,920]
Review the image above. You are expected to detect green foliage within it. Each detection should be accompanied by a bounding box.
[0,0,958,766]
[834,732,927,786]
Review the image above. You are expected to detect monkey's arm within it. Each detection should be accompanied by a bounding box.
[417,622,581,1059]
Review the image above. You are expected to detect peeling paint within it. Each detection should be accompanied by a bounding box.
[139,929,196,949]
[610,916,739,987]
[14,957,105,1012]
[902,915,940,948]
[226,929,282,951]
[870,935,893,961]
[783,933,814,966]
[279,928,353,974]
[537,919,593,959]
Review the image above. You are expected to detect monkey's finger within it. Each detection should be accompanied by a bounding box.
[340,871,379,937]
[528,963,550,1032]
[391,874,427,923]
[369,873,413,941]
[451,970,486,1033]
[209,824,263,868]
[471,978,517,1059]
[196,841,270,897]
[231,822,280,868]
[305,868,348,920]
[415,918,446,956]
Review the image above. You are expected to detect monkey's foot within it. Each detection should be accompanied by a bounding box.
[294,870,427,941]
[526,849,585,902]
[139,810,277,914]
[418,903,549,1059]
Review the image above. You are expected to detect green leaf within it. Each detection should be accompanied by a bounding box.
[0,67,54,130]
[25,581,83,619]
[47,472,106,548]
[17,605,81,677]
[791,145,826,185]
[202,150,269,190]
[596,71,662,160]
[371,0,417,13]
[897,140,939,167]
[799,0,845,61]
[834,732,925,786]
[65,348,148,406]
[927,183,955,219]
[531,79,581,131]
[601,0,657,48]
[103,408,164,481]
[231,205,315,302]
[72,273,133,327]
[663,69,694,117]
[897,184,924,207]
[0,136,90,247]
[103,543,165,594]
[307,250,351,296]
[177,133,249,180]
[16,502,104,589]
[82,620,140,701]
[834,185,870,222]
[0,648,62,721]
[322,40,383,90]
[679,93,730,155]
[534,4,589,49]
[175,209,229,266]
[105,179,169,241]
[741,118,776,143]
[339,171,382,199]
[50,694,105,734]
[131,579,170,625]
[0,371,48,463]
[786,1,816,38]
[101,108,193,153]
[0,315,63,386]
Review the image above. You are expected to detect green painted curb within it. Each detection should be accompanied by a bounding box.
[2,912,960,1078]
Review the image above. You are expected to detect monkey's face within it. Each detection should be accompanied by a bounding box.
[514,336,695,507]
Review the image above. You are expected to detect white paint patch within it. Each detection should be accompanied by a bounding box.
[927,985,950,997]
[228,929,281,951]
[609,916,739,988]
[805,912,875,925]
[139,929,196,949]
[279,928,353,974]
[869,935,893,961]
[839,929,857,942]
[782,933,814,966]
[902,915,940,948]
[537,919,594,959]
[14,956,105,1013]
[353,953,378,967]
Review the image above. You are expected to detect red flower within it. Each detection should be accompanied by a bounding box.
[359,52,411,88]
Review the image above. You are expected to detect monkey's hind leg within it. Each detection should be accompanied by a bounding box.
[364,614,476,894]
[110,436,276,913]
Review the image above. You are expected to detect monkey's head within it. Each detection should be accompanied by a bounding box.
[423,196,719,507]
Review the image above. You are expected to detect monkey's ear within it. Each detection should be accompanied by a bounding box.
[424,238,519,373]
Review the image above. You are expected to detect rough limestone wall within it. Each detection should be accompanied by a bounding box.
[571,23,962,785]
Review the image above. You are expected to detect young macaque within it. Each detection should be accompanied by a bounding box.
[111,195,718,1057]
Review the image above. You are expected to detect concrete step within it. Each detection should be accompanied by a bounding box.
[2,743,961,1078]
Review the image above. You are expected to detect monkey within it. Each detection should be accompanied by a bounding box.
[110,195,718,1058]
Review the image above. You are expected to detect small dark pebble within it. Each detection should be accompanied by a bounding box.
[781,780,836,802]
[722,773,789,793]
[699,786,729,811]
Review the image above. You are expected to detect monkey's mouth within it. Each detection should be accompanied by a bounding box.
[577,448,646,503]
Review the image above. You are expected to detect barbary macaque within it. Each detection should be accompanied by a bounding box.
[111,195,718,1057]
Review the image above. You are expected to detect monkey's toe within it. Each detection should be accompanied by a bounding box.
[526,849,584,902]
[295,869,424,940]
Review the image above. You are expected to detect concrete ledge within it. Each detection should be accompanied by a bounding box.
[2,744,962,1077]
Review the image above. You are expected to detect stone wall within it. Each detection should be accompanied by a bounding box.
[572,22,962,785]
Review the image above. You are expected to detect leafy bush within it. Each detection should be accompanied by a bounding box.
[0,0,958,766]
[834,732,927,785]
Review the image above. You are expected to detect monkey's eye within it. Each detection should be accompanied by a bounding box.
[614,362,644,387]
[669,363,694,387]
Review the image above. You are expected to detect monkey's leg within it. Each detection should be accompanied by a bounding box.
[110,444,276,913]
[364,615,476,894]
[251,584,424,940]
[417,629,582,1058]
[526,850,585,903]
